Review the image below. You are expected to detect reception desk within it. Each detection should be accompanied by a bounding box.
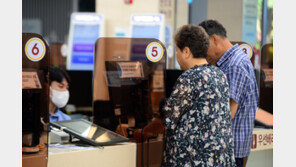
[247,128,273,167]
[48,142,136,167]
[47,128,272,167]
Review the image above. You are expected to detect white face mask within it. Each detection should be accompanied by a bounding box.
[50,87,70,108]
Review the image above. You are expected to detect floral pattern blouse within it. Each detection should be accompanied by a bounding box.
[162,64,236,167]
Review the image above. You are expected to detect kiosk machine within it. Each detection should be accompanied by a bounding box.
[130,14,165,43]
[22,33,50,167]
[67,12,105,71]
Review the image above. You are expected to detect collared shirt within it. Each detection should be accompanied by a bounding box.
[162,64,236,167]
[49,109,71,122]
[217,44,259,158]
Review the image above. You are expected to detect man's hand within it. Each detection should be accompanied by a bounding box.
[230,98,239,119]
[143,117,166,137]
[115,123,128,137]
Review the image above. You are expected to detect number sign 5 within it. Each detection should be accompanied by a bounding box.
[146,42,163,62]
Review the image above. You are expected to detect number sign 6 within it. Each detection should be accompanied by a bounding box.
[25,37,46,62]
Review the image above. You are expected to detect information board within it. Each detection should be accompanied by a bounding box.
[67,13,105,70]
[130,14,165,43]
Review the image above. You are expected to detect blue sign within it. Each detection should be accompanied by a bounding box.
[242,0,258,45]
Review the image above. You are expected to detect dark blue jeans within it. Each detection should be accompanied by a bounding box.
[235,158,244,167]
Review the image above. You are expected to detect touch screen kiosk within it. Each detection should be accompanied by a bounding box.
[93,38,166,132]
[130,14,165,43]
[22,33,50,167]
[67,12,105,71]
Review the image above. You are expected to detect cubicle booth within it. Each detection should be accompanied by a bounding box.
[93,37,166,167]
[22,33,50,167]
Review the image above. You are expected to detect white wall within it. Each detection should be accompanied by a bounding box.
[207,0,243,41]
[96,0,159,37]
[175,0,189,30]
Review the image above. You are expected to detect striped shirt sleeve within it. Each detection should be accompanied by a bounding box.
[226,65,250,105]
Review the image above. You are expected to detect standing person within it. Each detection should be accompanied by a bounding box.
[162,24,236,166]
[199,20,259,167]
[49,66,71,122]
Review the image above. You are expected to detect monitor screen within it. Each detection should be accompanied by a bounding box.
[132,25,160,39]
[165,69,183,98]
[67,70,93,109]
[68,24,100,70]
[50,119,128,146]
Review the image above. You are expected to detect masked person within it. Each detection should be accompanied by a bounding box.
[49,66,71,122]
[161,25,235,167]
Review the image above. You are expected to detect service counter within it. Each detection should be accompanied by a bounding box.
[48,142,136,167]
[247,128,273,167]
[47,128,272,167]
[23,148,47,167]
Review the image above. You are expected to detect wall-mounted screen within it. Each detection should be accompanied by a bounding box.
[130,14,165,43]
[67,13,104,71]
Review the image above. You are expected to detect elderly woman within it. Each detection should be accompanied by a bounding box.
[161,25,235,166]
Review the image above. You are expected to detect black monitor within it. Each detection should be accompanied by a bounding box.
[50,119,129,146]
[165,69,184,98]
[66,70,93,113]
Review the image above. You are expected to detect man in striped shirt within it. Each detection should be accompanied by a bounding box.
[199,20,259,167]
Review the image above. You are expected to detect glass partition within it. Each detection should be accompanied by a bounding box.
[92,38,166,132]
[22,33,49,167]
[259,43,273,114]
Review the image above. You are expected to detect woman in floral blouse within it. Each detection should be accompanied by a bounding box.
[161,25,236,166]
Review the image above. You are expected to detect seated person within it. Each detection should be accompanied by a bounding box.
[49,66,71,122]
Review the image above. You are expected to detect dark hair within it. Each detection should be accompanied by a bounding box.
[174,24,209,58]
[199,20,227,38]
[49,66,70,84]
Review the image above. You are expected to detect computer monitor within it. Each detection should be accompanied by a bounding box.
[50,119,129,146]
[165,69,184,98]
[67,13,105,71]
[66,70,93,113]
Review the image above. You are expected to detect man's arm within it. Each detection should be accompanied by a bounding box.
[230,98,239,119]
[225,65,249,119]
